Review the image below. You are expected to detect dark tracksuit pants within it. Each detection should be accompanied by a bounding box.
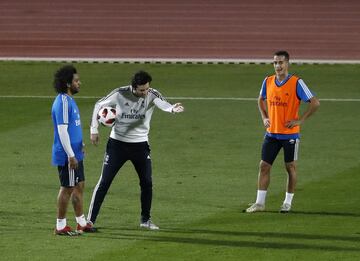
[88,138,152,224]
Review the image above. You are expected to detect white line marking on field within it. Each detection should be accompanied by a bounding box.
[0,95,359,102]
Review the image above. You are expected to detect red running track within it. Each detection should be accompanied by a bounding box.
[0,0,359,60]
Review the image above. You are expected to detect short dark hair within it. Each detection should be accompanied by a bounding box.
[131,70,152,89]
[274,50,290,61]
[53,65,77,93]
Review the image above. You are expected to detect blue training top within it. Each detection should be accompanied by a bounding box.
[51,94,83,166]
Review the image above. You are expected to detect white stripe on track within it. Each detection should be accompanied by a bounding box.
[0,57,360,64]
[0,95,359,102]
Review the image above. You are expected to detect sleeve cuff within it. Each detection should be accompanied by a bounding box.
[90,127,99,134]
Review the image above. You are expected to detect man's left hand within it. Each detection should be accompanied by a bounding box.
[172,103,184,113]
[285,120,303,128]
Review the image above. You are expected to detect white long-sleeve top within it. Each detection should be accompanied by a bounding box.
[57,124,75,157]
[90,85,176,143]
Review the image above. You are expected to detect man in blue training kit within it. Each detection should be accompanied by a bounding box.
[51,65,96,236]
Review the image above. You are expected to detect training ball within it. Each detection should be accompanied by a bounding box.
[98,106,116,127]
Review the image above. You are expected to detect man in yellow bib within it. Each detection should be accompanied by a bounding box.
[246,51,320,213]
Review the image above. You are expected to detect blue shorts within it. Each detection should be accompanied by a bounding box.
[57,160,85,187]
[261,136,300,165]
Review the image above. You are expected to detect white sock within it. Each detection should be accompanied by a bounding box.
[284,192,294,205]
[76,214,87,227]
[255,190,267,205]
[56,218,66,230]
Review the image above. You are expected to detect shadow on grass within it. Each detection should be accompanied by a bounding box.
[89,227,360,252]
[262,210,360,217]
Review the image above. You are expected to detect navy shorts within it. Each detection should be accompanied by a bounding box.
[57,160,85,187]
[261,136,300,165]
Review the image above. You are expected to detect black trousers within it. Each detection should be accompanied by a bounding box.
[88,138,152,224]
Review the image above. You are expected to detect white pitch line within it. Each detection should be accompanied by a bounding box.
[0,95,359,102]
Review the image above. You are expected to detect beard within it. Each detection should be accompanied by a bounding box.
[69,86,79,95]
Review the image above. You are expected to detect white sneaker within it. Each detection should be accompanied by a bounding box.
[280,203,291,213]
[140,220,159,230]
[245,203,265,213]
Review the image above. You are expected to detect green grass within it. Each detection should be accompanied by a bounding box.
[0,62,359,260]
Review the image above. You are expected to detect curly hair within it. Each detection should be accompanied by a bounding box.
[53,65,77,93]
[131,70,152,89]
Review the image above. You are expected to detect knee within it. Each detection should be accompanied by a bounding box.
[259,160,271,174]
[285,162,296,173]
[71,193,80,205]
[98,179,112,191]
[60,187,74,197]
[140,179,152,190]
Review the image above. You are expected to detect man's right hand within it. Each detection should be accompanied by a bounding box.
[68,156,78,170]
[263,118,270,128]
[91,133,100,146]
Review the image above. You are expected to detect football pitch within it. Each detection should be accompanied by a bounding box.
[0,61,359,260]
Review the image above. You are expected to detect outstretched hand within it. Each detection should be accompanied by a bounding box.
[172,103,184,113]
